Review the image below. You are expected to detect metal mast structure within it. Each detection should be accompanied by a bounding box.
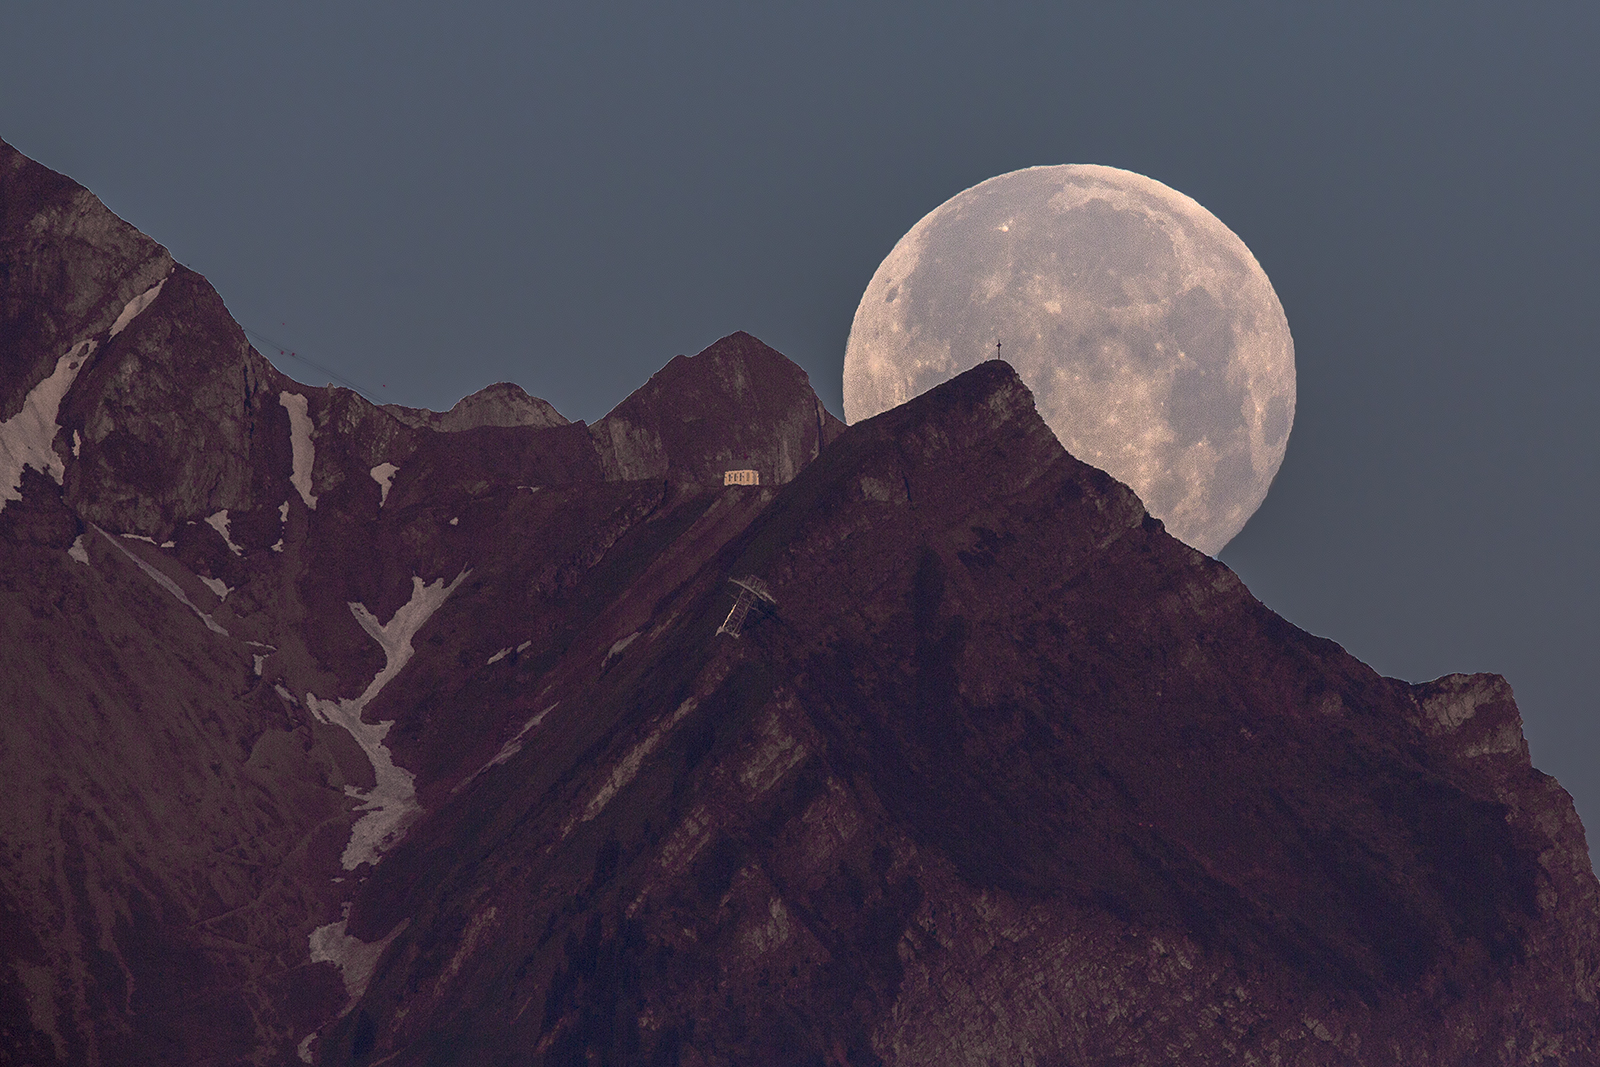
[717,575,776,638]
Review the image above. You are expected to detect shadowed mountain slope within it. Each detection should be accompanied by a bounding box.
[1,137,1596,1066]
[321,361,1600,1067]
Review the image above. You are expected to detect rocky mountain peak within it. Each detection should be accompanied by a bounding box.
[382,381,568,433]
[2,141,1596,1067]
[590,330,845,485]
[0,138,175,422]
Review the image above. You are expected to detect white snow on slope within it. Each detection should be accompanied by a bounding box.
[605,631,639,667]
[370,462,398,507]
[452,702,557,796]
[96,526,229,635]
[68,535,89,565]
[0,340,95,512]
[279,392,317,509]
[1,276,172,515]
[306,570,468,870]
[121,532,173,548]
[486,647,512,665]
[205,510,243,555]
[199,576,231,600]
[109,276,168,337]
[489,704,555,768]
[273,501,288,552]
[308,905,409,1005]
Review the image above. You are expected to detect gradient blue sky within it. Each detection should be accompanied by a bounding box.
[4,2,1596,856]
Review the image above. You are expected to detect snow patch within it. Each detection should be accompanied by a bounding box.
[205,510,243,555]
[68,536,89,565]
[516,640,532,653]
[108,276,167,337]
[308,909,408,1004]
[279,501,290,522]
[486,647,512,665]
[279,392,317,509]
[602,631,639,670]
[306,570,468,869]
[370,462,398,507]
[253,654,266,676]
[71,430,80,458]
[490,704,555,767]
[199,575,230,600]
[97,527,229,635]
[454,703,556,795]
[0,340,95,512]
[449,516,459,526]
[121,532,174,548]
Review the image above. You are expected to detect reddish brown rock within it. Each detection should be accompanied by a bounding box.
[321,362,1600,1067]
[0,142,173,421]
[383,382,568,434]
[1,137,1596,1066]
[590,331,846,487]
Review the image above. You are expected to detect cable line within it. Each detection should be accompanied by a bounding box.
[240,324,383,403]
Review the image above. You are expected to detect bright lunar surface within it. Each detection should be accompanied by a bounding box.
[843,165,1295,555]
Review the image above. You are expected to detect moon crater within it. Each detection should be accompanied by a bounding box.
[843,165,1295,555]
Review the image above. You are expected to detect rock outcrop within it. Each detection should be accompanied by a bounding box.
[2,137,1596,1066]
[383,382,568,434]
[589,331,845,486]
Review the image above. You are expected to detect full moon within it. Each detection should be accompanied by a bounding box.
[843,165,1295,555]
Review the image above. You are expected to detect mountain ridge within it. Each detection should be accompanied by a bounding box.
[1,137,1596,1066]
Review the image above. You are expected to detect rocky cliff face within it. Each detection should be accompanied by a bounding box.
[1,138,1596,1066]
[588,332,845,486]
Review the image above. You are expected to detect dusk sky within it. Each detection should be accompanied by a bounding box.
[4,3,1596,855]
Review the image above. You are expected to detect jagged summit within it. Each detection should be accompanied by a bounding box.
[382,381,569,434]
[590,330,845,486]
[2,141,1596,1066]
